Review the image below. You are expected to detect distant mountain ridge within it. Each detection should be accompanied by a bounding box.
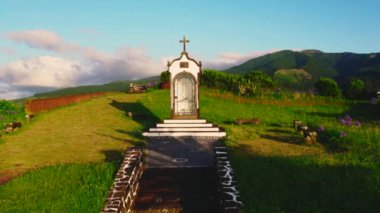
[34,50,380,98]
[225,50,380,91]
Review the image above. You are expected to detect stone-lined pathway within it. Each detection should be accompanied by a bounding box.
[146,137,221,168]
[133,168,221,212]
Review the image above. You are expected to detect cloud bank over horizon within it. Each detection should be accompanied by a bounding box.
[1,30,165,99]
[1,29,277,99]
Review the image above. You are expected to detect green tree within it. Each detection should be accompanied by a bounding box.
[0,100,16,113]
[160,71,170,83]
[242,71,276,96]
[315,77,341,98]
[347,79,365,99]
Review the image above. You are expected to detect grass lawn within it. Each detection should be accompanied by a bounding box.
[0,93,145,174]
[0,88,379,212]
[0,163,117,212]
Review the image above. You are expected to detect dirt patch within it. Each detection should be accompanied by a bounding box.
[0,170,22,185]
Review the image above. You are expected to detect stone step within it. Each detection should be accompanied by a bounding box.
[149,127,220,132]
[163,119,207,124]
[157,123,213,128]
[142,132,226,137]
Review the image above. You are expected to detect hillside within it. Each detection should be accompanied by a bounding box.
[33,75,160,98]
[225,50,380,91]
[1,89,379,211]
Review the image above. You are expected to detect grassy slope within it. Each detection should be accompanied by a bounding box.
[0,93,150,173]
[140,89,380,212]
[32,82,131,98]
[0,164,116,212]
[1,88,379,212]
[33,75,160,98]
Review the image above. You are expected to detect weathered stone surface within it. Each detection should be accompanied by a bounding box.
[145,137,221,168]
[294,120,302,129]
[101,148,144,213]
[133,168,221,212]
[214,146,243,213]
[304,130,318,144]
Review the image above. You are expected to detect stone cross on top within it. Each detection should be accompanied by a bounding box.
[180,36,190,53]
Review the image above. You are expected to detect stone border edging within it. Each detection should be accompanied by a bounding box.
[101,148,144,213]
[215,146,243,213]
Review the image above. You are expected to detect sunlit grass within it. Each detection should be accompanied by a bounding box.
[0,88,379,212]
[0,93,142,173]
[0,163,117,212]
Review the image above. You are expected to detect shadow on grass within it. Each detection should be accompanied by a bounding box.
[347,102,380,123]
[266,128,295,135]
[223,121,235,125]
[303,111,344,118]
[101,149,124,164]
[96,132,145,147]
[260,134,301,145]
[229,144,380,212]
[103,100,162,150]
[109,100,160,130]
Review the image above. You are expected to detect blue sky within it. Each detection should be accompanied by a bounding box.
[0,0,379,99]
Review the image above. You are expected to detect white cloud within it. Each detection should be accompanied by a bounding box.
[0,56,80,88]
[1,29,283,99]
[4,30,76,53]
[0,47,16,55]
[78,47,162,84]
[0,83,33,100]
[1,30,164,99]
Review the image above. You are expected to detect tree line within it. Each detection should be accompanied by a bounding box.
[161,69,369,99]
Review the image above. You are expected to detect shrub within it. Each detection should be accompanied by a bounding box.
[201,69,275,96]
[0,100,17,114]
[315,77,341,98]
[242,71,276,96]
[160,71,170,84]
[347,79,365,99]
[0,100,24,124]
[317,129,350,152]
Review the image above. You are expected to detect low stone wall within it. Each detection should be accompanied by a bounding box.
[101,148,144,213]
[215,146,243,213]
[25,92,107,114]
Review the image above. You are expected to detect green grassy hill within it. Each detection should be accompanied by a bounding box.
[225,50,380,92]
[33,75,160,98]
[0,88,379,212]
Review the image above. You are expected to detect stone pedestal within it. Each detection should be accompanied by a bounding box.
[143,119,226,168]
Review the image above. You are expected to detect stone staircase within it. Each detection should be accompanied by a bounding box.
[142,119,226,137]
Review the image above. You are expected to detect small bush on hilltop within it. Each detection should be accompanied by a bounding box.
[241,71,276,96]
[315,77,342,98]
[347,79,366,99]
[201,69,275,96]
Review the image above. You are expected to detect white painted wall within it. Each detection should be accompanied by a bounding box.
[168,53,202,114]
[169,53,201,81]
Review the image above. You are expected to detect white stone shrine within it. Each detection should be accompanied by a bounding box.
[169,36,201,119]
[143,36,226,138]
